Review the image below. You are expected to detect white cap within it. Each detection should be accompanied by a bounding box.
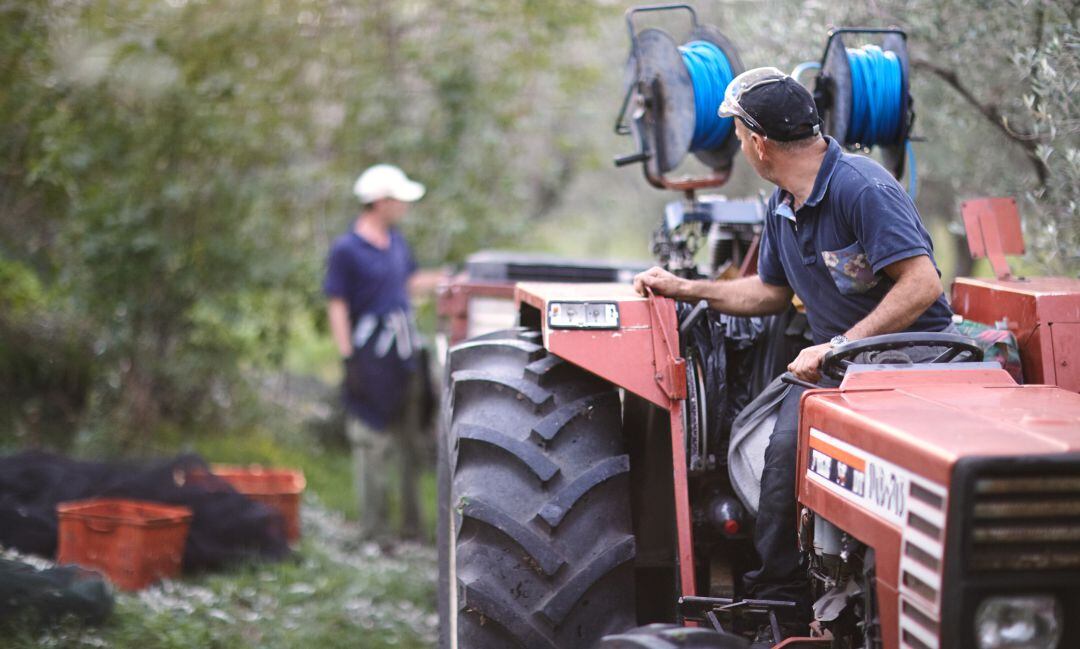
[352,164,426,204]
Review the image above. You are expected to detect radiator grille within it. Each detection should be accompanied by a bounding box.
[899,478,947,649]
[969,474,1080,572]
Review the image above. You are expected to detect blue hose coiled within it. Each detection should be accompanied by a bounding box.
[679,40,735,151]
[846,44,917,198]
[845,44,903,147]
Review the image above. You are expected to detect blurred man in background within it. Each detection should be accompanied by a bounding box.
[324,164,443,542]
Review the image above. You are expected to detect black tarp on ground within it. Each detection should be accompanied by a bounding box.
[0,558,113,625]
[0,452,290,572]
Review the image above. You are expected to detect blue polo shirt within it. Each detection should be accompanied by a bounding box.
[324,228,419,429]
[758,137,953,343]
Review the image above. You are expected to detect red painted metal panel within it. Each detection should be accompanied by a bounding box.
[952,277,1080,322]
[515,282,697,599]
[1051,322,1080,392]
[546,326,669,407]
[875,580,902,649]
[437,278,517,345]
[839,367,1016,390]
[647,290,687,402]
[961,198,1025,257]
[668,403,697,599]
[961,197,1024,279]
[517,282,679,408]
[796,374,1080,649]
[811,383,1080,486]
[797,396,905,649]
[951,276,1080,391]
[797,393,905,577]
[1025,326,1051,386]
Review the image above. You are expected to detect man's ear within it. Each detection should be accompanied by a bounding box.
[751,133,767,161]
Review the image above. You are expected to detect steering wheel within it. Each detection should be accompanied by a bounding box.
[819,332,984,382]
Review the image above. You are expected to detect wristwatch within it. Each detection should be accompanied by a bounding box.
[829,334,849,348]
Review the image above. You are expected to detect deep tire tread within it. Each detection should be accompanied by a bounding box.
[530,391,619,442]
[443,328,635,648]
[460,580,557,649]
[466,327,535,343]
[537,455,630,527]
[448,339,544,373]
[450,369,555,412]
[538,534,637,624]
[524,354,573,386]
[456,423,560,482]
[458,498,566,576]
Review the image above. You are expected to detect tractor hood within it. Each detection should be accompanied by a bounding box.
[804,366,1080,486]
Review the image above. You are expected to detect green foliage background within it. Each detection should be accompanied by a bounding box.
[1,0,1076,446]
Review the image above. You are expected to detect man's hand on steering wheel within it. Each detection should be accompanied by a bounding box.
[788,342,832,383]
[819,332,984,381]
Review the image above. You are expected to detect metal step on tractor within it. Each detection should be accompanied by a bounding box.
[436,5,1080,649]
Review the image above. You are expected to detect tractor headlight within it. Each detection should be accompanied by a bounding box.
[975,595,1062,649]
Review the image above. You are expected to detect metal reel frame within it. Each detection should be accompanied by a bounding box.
[814,27,912,180]
[614,3,745,191]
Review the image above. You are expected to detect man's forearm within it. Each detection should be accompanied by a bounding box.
[683,276,793,316]
[408,268,447,298]
[327,300,353,358]
[845,275,941,340]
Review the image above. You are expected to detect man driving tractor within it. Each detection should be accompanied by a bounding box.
[633,67,955,640]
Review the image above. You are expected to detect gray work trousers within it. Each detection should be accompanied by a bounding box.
[346,374,423,541]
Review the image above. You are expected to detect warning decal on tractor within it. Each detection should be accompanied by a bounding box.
[807,428,938,526]
[809,434,867,500]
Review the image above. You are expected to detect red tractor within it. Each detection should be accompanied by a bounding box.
[436,6,1080,649]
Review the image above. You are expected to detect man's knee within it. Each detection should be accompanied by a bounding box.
[764,426,798,471]
[763,386,804,464]
[760,391,803,503]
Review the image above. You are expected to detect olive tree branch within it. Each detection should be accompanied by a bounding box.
[911,57,1050,187]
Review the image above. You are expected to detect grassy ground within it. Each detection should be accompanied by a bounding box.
[1,309,444,647]
[3,496,438,649]
[2,398,440,648]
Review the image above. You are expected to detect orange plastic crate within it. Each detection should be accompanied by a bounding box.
[56,498,192,591]
[211,464,306,542]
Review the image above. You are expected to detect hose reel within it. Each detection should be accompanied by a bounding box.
[614,4,745,190]
[812,28,914,185]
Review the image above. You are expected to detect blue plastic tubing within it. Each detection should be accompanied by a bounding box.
[679,40,735,151]
[846,44,903,147]
[847,44,917,198]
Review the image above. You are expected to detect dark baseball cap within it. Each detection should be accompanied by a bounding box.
[718,67,821,142]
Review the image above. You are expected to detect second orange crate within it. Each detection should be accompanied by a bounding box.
[211,464,306,542]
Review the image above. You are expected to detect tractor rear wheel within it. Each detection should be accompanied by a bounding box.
[598,624,750,648]
[439,328,636,648]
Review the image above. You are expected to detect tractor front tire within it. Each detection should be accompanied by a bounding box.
[439,328,636,649]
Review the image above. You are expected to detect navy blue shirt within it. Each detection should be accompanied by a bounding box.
[324,228,419,428]
[757,137,953,343]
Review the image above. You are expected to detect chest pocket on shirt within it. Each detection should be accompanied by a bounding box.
[821,241,880,295]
